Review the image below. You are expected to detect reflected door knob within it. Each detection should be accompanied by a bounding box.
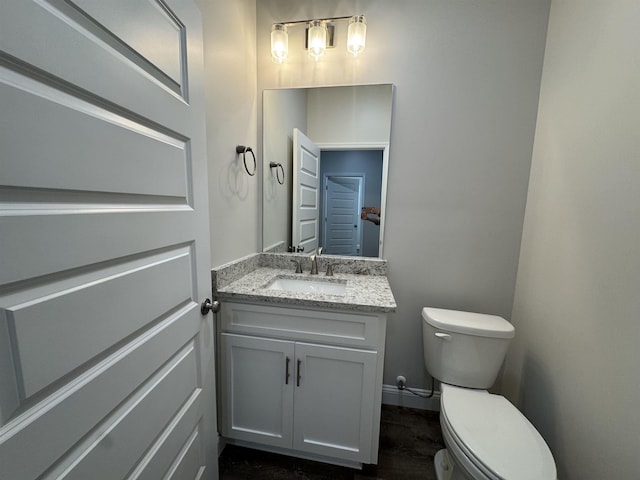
[201,298,220,315]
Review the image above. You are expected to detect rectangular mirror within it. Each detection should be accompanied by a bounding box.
[262,84,394,257]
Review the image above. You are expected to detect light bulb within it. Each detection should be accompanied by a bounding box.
[271,24,288,63]
[307,20,327,60]
[347,15,366,56]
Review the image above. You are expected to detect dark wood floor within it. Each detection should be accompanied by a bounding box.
[219,405,444,479]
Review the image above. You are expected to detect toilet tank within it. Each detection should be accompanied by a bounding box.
[422,307,515,389]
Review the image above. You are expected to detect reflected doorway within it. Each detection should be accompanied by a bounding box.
[323,175,364,255]
[319,149,383,257]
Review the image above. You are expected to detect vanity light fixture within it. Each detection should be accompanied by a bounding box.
[271,24,288,63]
[307,20,327,60]
[270,15,366,63]
[347,15,366,56]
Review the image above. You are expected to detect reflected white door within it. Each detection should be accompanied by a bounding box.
[323,176,363,256]
[0,1,217,479]
[292,128,320,253]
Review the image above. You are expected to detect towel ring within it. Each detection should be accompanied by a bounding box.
[236,145,256,176]
[269,162,285,185]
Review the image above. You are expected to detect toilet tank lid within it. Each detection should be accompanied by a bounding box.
[422,307,515,338]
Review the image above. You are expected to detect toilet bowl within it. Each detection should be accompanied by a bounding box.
[422,308,556,480]
[438,384,556,480]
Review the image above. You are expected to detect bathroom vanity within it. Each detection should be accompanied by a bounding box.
[212,253,396,467]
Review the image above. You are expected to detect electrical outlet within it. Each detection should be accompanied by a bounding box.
[396,375,407,390]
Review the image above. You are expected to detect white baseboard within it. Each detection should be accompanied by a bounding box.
[382,384,441,411]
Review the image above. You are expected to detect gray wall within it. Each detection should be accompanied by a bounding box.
[306,84,393,144]
[262,89,307,251]
[197,0,259,267]
[501,1,640,478]
[257,0,550,391]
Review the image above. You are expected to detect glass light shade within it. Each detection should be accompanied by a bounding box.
[347,15,367,56]
[271,24,288,63]
[307,20,327,60]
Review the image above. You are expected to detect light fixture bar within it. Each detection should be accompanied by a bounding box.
[270,14,366,63]
[276,15,353,28]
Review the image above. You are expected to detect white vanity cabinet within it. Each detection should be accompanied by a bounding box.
[219,301,387,466]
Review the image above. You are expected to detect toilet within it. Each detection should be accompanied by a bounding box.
[422,307,556,480]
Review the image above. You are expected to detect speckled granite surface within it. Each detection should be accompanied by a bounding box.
[212,253,396,313]
[211,253,261,293]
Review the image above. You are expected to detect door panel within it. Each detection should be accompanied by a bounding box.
[45,342,199,479]
[165,427,206,480]
[0,0,216,479]
[0,0,193,117]
[129,388,202,480]
[293,343,376,463]
[221,333,294,448]
[71,0,186,87]
[292,128,320,252]
[324,176,363,256]
[3,79,189,198]
[7,247,193,398]
[1,306,201,480]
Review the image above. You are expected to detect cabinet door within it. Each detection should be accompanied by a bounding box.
[221,333,294,448]
[293,343,377,463]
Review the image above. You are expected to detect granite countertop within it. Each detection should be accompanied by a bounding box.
[215,266,397,313]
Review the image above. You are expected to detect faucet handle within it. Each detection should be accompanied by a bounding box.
[290,259,303,273]
[325,263,336,276]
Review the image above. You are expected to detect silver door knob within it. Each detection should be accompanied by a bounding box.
[200,298,220,315]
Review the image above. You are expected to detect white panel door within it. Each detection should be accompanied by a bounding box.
[323,176,363,256]
[0,1,217,479]
[292,128,320,253]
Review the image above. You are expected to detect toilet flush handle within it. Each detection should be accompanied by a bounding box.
[434,332,452,341]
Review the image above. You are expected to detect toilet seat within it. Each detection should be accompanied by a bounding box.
[440,384,556,480]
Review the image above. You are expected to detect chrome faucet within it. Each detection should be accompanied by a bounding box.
[309,247,323,275]
[290,258,303,273]
[325,263,335,276]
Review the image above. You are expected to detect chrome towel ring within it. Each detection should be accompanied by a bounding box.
[269,162,285,185]
[236,145,256,176]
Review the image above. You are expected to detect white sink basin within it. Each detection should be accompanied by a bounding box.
[266,277,347,296]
